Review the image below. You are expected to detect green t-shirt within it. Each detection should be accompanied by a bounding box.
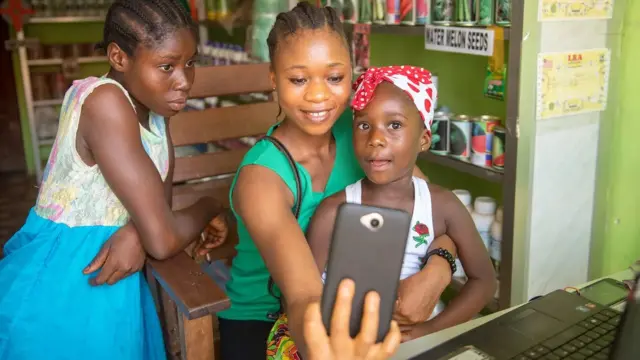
[218,109,364,322]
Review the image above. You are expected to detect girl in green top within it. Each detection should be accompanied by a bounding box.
[217,3,456,359]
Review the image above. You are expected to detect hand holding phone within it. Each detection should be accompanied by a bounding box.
[305,278,401,360]
[321,203,412,343]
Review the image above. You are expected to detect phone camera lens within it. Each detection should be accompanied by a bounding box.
[370,219,380,228]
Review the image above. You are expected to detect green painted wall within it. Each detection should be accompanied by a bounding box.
[369,33,506,201]
[590,1,640,278]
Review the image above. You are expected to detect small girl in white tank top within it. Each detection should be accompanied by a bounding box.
[307,66,496,342]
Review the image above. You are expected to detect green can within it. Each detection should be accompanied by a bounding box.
[455,0,476,26]
[491,126,505,171]
[432,0,454,25]
[450,115,472,161]
[478,0,494,26]
[495,0,511,27]
[455,0,493,26]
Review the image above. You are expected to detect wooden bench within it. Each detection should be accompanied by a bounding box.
[146,63,278,360]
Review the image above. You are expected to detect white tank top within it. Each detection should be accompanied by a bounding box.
[321,176,435,281]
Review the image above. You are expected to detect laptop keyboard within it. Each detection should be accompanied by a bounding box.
[511,309,621,360]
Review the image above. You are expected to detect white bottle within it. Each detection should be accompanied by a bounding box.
[452,189,473,213]
[472,197,496,249]
[490,206,503,273]
[451,189,472,279]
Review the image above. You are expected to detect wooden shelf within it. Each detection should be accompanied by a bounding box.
[39,138,55,146]
[419,151,504,183]
[28,16,105,24]
[450,277,499,313]
[28,56,108,66]
[33,99,63,107]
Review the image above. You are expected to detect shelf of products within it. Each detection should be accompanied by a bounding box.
[27,16,105,24]
[419,152,503,183]
[28,56,107,66]
[33,99,63,107]
[343,24,510,40]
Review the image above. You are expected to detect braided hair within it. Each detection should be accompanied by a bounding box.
[96,0,198,57]
[266,2,348,64]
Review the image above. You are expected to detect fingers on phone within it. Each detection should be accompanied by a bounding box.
[381,320,402,356]
[331,278,355,338]
[304,302,329,354]
[358,291,380,344]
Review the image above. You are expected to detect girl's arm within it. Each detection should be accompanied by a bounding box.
[232,164,324,358]
[393,234,456,328]
[307,194,343,273]
[417,189,497,335]
[79,85,221,260]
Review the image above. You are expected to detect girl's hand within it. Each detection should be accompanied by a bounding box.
[393,257,450,326]
[193,212,229,259]
[399,323,430,343]
[83,222,146,286]
[304,279,401,360]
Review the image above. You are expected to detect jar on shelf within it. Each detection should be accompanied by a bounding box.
[472,196,496,249]
[490,206,503,273]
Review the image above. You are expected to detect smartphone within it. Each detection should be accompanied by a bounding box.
[321,203,411,342]
[579,278,630,307]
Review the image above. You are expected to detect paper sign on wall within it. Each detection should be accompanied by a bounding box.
[536,48,611,120]
[539,0,614,21]
[425,25,495,57]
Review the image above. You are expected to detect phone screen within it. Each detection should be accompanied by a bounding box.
[580,280,629,306]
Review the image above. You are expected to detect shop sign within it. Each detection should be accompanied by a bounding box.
[425,25,495,57]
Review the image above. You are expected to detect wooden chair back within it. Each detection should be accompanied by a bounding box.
[170,63,277,211]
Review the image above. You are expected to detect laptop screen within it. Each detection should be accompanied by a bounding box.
[609,273,640,360]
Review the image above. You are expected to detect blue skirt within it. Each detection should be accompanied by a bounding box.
[0,209,166,360]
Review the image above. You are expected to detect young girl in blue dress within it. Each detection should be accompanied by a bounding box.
[0,1,224,359]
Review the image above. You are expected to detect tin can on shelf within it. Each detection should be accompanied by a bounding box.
[477,0,494,25]
[386,0,401,24]
[431,0,454,25]
[416,0,430,25]
[455,0,493,26]
[430,111,451,156]
[495,0,511,27]
[450,114,472,161]
[431,74,439,110]
[471,115,500,167]
[455,0,476,26]
[373,0,386,24]
[491,126,505,171]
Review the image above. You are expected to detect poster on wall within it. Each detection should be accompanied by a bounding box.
[539,0,614,21]
[536,48,611,120]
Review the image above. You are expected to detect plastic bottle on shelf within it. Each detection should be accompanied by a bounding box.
[452,189,473,213]
[451,189,472,279]
[472,196,496,249]
[490,206,503,274]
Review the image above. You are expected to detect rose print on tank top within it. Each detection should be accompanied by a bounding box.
[412,221,430,248]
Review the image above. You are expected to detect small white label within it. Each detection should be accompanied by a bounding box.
[425,25,495,57]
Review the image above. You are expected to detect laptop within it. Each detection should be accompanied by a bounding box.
[413,274,639,360]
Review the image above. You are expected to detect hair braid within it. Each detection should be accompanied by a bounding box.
[96,0,197,57]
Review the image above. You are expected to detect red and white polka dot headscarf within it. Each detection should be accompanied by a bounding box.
[352,66,437,133]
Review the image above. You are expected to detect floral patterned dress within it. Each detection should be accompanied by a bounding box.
[0,77,168,360]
